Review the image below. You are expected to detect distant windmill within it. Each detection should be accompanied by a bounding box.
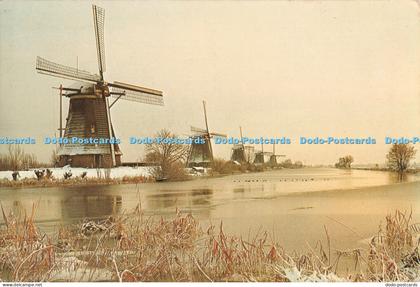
[244,146,256,164]
[253,142,273,165]
[36,5,164,168]
[186,101,227,167]
[269,143,286,166]
[231,126,246,163]
[231,126,255,164]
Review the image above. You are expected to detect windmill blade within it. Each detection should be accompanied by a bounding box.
[210,132,227,138]
[191,126,207,134]
[109,81,164,106]
[92,5,106,78]
[36,56,100,83]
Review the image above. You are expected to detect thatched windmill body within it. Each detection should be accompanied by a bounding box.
[36,5,164,168]
[269,144,286,166]
[253,142,273,165]
[186,101,226,168]
[231,126,255,164]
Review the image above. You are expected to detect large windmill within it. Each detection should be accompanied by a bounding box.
[186,101,226,168]
[36,5,163,168]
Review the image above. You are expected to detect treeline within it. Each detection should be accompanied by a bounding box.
[0,145,42,171]
[335,144,417,175]
[279,159,304,169]
[211,158,304,175]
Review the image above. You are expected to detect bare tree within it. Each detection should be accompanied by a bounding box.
[0,145,41,171]
[145,129,189,180]
[386,144,416,174]
[8,145,24,171]
[51,148,60,167]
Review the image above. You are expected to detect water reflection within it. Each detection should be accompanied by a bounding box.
[191,188,213,205]
[1,168,418,235]
[10,200,27,218]
[394,172,409,182]
[146,191,188,209]
[145,188,214,210]
[233,187,245,193]
[60,194,122,220]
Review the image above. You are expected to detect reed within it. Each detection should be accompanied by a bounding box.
[0,205,418,282]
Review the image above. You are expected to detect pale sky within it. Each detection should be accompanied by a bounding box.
[0,0,419,165]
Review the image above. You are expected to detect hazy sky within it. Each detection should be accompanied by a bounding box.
[0,0,419,165]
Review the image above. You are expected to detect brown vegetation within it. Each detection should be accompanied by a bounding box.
[0,205,418,282]
[145,129,189,181]
[0,145,42,171]
[211,158,304,175]
[387,144,417,174]
[211,158,246,175]
[279,159,304,169]
[335,155,354,169]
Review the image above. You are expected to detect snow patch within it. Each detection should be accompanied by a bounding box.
[0,166,150,180]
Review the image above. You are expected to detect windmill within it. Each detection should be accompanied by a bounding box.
[269,143,286,166]
[36,5,163,168]
[186,101,227,168]
[244,146,256,164]
[253,142,273,165]
[231,126,246,163]
[231,126,254,164]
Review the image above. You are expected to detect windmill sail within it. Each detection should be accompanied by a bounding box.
[93,5,106,78]
[210,132,227,138]
[110,81,164,105]
[36,57,100,83]
[191,126,208,135]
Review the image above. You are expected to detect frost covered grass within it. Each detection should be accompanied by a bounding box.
[0,205,418,282]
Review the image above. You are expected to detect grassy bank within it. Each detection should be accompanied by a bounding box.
[0,205,418,282]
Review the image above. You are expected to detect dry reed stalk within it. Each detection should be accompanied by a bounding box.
[0,206,419,282]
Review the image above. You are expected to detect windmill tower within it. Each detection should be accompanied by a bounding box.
[231,126,246,163]
[244,146,256,164]
[253,142,273,165]
[186,101,227,168]
[231,126,254,164]
[36,5,164,168]
[269,143,286,166]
